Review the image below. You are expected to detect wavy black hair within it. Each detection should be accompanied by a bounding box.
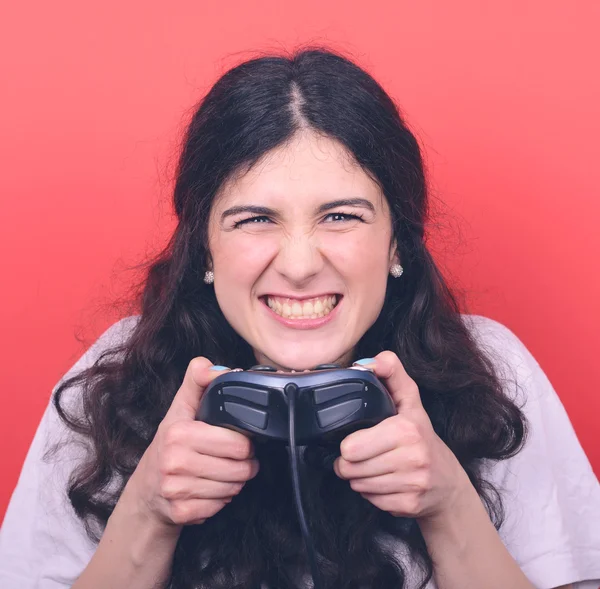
[53,46,527,589]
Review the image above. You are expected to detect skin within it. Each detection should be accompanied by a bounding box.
[207,130,399,371]
[72,131,568,589]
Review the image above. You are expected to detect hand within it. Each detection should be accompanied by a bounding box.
[333,351,469,522]
[125,358,260,529]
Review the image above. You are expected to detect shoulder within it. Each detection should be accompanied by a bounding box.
[70,314,141,373]
[45,314,143,466]
[0,317,142,584]
[458,314,571,495]
[460,313,534,372]
[460,314,546,406]
[0,316,145,585]
[460,316,600,588]
[459,313,563,454]
[53,315,141,406]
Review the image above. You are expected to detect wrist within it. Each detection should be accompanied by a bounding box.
[414,465,535,589]
[116,471,183,541]
[418,461,478,535]
[106,484,182,569]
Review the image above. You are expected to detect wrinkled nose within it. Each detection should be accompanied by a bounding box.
[273,233,324,287]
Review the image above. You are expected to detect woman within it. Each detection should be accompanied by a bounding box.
[1,47,599,589]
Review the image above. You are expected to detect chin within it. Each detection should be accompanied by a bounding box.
[261,348,346,372]
[269,357,323,372]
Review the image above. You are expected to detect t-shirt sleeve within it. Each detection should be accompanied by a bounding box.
[0,316,140,589]
[466,315,600,589]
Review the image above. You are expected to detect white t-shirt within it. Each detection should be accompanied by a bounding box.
[1,314,599,589]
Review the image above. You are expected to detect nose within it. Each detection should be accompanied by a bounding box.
[273,232,324,286]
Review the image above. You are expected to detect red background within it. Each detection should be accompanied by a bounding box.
[1,1,599,519]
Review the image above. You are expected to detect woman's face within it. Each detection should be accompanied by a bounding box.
[208,131,399,371]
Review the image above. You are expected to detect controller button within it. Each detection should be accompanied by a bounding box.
[313,363,341,370]
[313,382,364,405]
[249,365,278,372]
[222,385,269,407]
[224,402,268,429]
[316,398,363,428]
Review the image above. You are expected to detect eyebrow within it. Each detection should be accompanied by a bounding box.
[316,198,375,214]
[220,205,276,221]
[220,198,376,221]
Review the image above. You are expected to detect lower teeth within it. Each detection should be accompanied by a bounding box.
[282,310,329,319]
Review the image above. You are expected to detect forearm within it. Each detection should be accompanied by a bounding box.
[72,484,182,589]
[417,474,534,589]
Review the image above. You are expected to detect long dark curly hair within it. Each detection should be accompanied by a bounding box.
[52,47,527,589]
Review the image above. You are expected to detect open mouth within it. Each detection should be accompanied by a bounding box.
[262,294,341,320]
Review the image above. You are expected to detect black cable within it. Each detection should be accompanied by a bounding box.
[286,383,324,589]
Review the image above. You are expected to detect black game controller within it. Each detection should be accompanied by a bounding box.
[196,362,396,589]
[196,363,396,444]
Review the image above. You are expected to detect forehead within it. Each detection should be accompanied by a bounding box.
[212,132,385,211]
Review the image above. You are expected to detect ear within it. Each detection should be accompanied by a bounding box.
[204,251,213,272]
[388,239,400,266]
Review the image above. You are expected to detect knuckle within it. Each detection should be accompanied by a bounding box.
[159,450,185,476]
[416,470,432,491]
[400,421,421,445]
[163,422,187,447]
[159,476,179,500]
[410,448,430,470]
[420,453,432,471]
[378,350,398,363]
[157,454,171,477]
[169,501,192,525]
[187,357,213,384]
[376,351,398,376]
[403,494,421,515]
[189,356,211,373]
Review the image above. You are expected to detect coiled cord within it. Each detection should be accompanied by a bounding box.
[285,383,324,589]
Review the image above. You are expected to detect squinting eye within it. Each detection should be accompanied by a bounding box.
[233,216,272,228]
[324,213,364,223]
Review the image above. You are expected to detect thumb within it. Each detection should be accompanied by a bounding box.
[165,358,230,422]
[359,351,423,413]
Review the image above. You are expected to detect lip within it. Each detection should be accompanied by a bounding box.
[261,292,340,302]
[260,295,342,330]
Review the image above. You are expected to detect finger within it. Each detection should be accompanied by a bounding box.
[349,473,421,495]
[359,351,422,412]
[160,476,246,501]
[164,452,260,483]
[335,446,400,479]
[166,358,230,421]
[360,492,420,516]
[162,420,255,460]
[339,416,398,462]
[169,498,229,525]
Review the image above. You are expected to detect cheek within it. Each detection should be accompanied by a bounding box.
[214,234,277,285]
[322,230,390,271]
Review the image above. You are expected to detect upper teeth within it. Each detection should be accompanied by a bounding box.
[266,295,338,319]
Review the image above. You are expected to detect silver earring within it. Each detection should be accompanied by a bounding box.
[390,264,404,278]
[203,270,214,285]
